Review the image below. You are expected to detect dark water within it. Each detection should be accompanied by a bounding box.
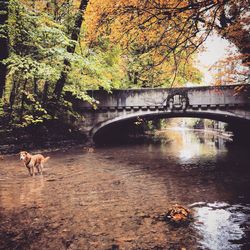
[0,129,250,249]
[96,129,250,249]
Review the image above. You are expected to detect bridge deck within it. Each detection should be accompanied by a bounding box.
[75,84,250,109]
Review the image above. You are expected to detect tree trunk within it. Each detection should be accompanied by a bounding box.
[9,78,19,122]
[9,79,16,112]
[43,81,49,104]
[34,77,38,95]
[53,0,89,99]
[133,72,138,85]
[53,58,70,99]
[0,0,9,98]
[19,79,28,122]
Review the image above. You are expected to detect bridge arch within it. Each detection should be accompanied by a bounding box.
[90,109,248,141]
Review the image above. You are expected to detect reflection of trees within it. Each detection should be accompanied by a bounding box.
[158,129,227,162]
[199,137,205,144]
[0,178,45,209]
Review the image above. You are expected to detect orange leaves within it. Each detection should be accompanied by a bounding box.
[84,0,205,86]
[86,0,199,57]
[210,50,249,86]
[87,0,206,47]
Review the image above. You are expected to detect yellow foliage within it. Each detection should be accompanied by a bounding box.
[85,0,203,86]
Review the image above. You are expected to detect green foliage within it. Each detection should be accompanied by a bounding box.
[68,45,125,91]
[0,0,127,128]
[0,0,203,130]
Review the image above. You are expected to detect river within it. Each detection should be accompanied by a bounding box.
[0,129,250,249]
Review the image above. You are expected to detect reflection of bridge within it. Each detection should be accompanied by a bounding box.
[71,84,250,141]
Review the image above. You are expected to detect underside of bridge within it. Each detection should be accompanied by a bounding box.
[91,111,250,144]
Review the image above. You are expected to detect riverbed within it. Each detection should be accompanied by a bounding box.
[0,129,250,249]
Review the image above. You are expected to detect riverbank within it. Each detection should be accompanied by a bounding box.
[0,121,88,155]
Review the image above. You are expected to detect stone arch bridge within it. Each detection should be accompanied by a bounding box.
[69,84,250,141]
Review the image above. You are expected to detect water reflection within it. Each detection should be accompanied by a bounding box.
[192,202,249,250]
[157,128,228,163]
[152,129,250,249]
[0,177,45,209]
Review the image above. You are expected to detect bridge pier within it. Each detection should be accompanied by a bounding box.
[228,120,250,144]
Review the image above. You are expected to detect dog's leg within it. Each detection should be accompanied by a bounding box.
[27,166,32,176]
[36,165,40,175]
[36,164,43,175]
[25,162,32,176]
[31,165,35,177]
[39,163,43,175]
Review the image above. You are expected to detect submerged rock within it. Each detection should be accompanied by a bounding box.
[83,147,95,153]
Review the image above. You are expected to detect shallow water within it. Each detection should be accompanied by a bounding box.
[0,129,250,249]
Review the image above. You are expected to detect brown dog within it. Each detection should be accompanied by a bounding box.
[20,151,50,176]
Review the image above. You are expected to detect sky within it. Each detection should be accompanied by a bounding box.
[195,33,234,85]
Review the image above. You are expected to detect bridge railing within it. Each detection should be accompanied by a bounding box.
[71,84,250,110]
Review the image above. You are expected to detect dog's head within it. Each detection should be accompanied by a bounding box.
[20,151,28,161]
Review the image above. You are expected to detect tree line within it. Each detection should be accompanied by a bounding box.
[0,0,248,130]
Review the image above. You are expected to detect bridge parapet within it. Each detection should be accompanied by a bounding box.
[76,84,250,110]
[69,84,250,139]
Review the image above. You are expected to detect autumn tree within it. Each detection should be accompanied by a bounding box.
[211,50,249,85]
[214,0,250,65]
[85,0,249,85]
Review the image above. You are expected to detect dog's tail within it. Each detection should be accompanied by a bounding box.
[42,156,50,163]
